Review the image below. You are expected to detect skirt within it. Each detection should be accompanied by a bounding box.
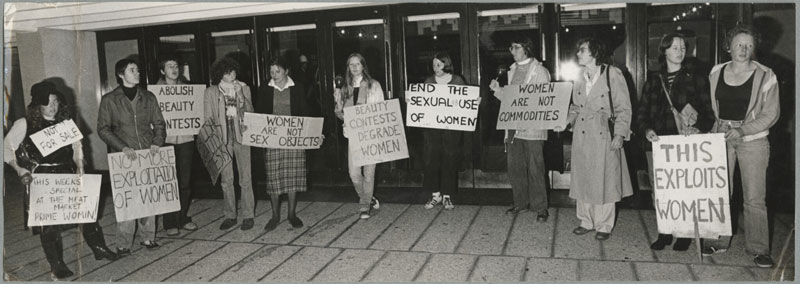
[264,148,307,195]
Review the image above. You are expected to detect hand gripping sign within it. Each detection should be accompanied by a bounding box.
[343,99,409,167]
[107,146,181,222]
[652,133,732,239]
[28,174,102,226]
[147,84,205,136]
[496,82,572,130]
[406,83,480,131]
[241,112,324,149]
[29,119,83,157]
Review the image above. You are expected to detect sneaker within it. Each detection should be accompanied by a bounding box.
[371,197,380,210]
[359,208,371,219]
[442,196,454,210]
[182,222,198,231]
[166,228,180,236]
[424,195,443,209]
[219,218,237,230]
[754,254,774,268]
[701,246,727,256]
[140,240,160,249]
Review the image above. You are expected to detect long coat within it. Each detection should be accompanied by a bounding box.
[567,65,633,204]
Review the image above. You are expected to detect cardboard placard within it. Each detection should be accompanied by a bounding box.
[406,83,480,131]
[107,146,181,222]
[29,119,83,157]
[652,133,732,239]
[241,112,324,149]
[147,84,205,136]
[496,82,572,130]
[343,99,409,167]
[196,122,232,184]
[28,174,102,226]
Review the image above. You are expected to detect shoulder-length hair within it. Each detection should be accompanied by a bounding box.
[342,53,374,101]
[433,52,454,74]
[576,37,608,65]
[510,35,536,60]
[210,57,240,85]
[657,32,686,69]
[26,97,73,130]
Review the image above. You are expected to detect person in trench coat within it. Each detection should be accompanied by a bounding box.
[558,38,633,240]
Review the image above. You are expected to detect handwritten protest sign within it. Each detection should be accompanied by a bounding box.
[496,82,572,130]
[343,99,409,167]
[196,122,231,184]
[108,146,181,222]
[241,113,324,149]
[652,133,731,239]
[148,85,205,136]
[406,83,480,131]
[28,174,101,226]
[29,119,83,157]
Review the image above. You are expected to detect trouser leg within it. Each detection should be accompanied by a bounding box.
[164,142,195,229]
[440,130,461,196]
[422,130,442,195]
[737,138,771,255]
[115,220,136,249]
[220,160,237,219]
[234,142,255,218]
[526,140,548,212]
[507,139,529,209]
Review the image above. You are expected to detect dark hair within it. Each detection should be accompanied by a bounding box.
[433,52,454,74]
[114,58,138,86]
[210,57,240,85]
[724,24,760,51]
[158,57,179,80]
[26,95,72,130]
[576,37,608,65]
[510,35,536,59]
[342,53,375,102]
[657,33,686,67]
[268,56,290,74]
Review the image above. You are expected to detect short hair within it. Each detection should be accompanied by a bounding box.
[114,58,138,86]
[576,37,608,64]
[268,56,290,73]
[433,52,454,74]
[510,35,536,59]
[210,57,240,85]
[724,24,760,51]
[158,57,179,72]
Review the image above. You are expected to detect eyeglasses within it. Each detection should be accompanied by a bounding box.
[508,45,523,52]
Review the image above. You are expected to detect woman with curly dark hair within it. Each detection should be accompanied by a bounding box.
[201,56,255,231]
[5,81,118,280]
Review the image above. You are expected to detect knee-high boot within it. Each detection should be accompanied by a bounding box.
[40,225,73,279]
[81,223,118,261]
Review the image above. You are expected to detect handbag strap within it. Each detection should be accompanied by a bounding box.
[605,65,614,120]
[657,74,678,111]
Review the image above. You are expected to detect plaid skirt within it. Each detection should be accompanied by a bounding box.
[264,148,307,195]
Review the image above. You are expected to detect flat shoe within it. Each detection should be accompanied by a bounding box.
[288,217,303,228]
[573,226,594,235]
[595,232,611,240]
[264,219,279,232]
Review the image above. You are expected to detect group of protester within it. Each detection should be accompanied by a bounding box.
[3,23,779,279]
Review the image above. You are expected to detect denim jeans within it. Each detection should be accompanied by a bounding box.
[507,139,548,212]
[422,129,461,196]
[163,141,195,229]
[116,216,156,249]
[347,149,376,209]
[704,122,770,255]
[220,141,255,219]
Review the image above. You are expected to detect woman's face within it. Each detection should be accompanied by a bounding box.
[432,58,447,77]
[270,65,288,84]
[222,70,237,83]
[509,43,528,63]
[665,37,686,66]
[576,42,595,66]
[41,94,59,119]
[119,63,140,87]
[161,60,180,81]
[729,33,755,63]
[348,57,364,77]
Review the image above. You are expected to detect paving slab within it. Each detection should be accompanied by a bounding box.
[259,246,341,282]
[177,203,226,239]
[691,264,756,281]
[362,251,429,282]
[412,205,479,253]
[524,257,578,282]
[216,201,312,243]
[748,266,793,281]
[122,240,225,281]
[7,235,97,281]
[212,245,300,282]
[468,255,526,282]
[602,209,656,261]
[578,260,637,281]
[633,262,694,281]
[78,238,192,281]
[457,206,514,255]
[312,249,385,282]
[182,200,271,241]
[166,242,265,282]
[414,253,476,282]
[329,203,409,249]
[291,203,361,246]
[553,208,601,260]
[504,209,555,258]
[254,202,342,245]
[370,205,441,251]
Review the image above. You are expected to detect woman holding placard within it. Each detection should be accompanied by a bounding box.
[5,81,118,280]
[420,52,467,210]
[489,36,552,221]
[558,38,632,241]
[701,25,779,268]
[636,32,715,251]
[256,56,319,231]
[333,53,385,219]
